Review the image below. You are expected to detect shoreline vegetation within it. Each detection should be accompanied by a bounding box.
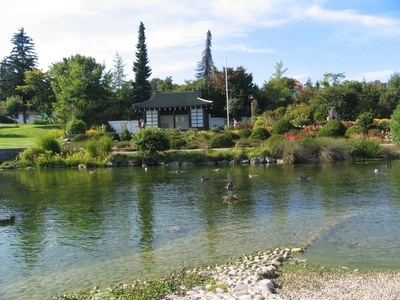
[52,246,400,300]
[1,123,400,170]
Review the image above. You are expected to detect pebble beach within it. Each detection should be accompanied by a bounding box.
[162,247,400,300]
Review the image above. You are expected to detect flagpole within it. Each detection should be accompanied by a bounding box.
[225,56,229,128]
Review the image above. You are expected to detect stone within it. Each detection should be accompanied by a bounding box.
[264,156,276,163]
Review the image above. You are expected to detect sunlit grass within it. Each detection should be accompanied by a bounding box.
[0,124,62,148]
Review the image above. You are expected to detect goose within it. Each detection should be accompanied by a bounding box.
[0,216,15,225]
[89,170,95,175]
[226,182,234,190]
[223,194,239,201]
[299,175,308,181]
[374,168,380,173]
[249,173,259,178]
[201,176,210,182]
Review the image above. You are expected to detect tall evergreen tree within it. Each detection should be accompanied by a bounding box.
[0,28,38,123]
[195,30,214,82]
[132,22,152,103]
[112,52,126,92]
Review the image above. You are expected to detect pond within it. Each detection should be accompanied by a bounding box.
[1,161,400,299]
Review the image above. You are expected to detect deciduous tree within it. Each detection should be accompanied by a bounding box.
[49,54,112,129]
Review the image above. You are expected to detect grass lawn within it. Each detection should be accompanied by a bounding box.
[0,124,62,149]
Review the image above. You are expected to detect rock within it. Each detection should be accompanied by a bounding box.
[264,156,276,163]
[250,157,264,164]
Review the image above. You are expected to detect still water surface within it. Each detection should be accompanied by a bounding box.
[1,161,400,299]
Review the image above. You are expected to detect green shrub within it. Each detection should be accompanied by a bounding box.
[357,112,374,134]
[17,147,46,165]
[131,128,170,158]
[272,119,294,134]
[236,128,252,138]
[249,127,271,140]
[316,120,346,138]
[225,131,240,141]
[66,118,87,134]
[37,135,61,154]
[345,125,364,138]
[170,137,187,149]
[120,128,131,141]
[208,134,235,148]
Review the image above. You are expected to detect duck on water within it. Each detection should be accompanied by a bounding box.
[0,216,16,225]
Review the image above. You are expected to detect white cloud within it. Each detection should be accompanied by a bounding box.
[0,0,399,84]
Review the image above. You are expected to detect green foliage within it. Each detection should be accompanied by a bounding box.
[49,54,112,128]
[316,120,346,138]
[133,22,152,102]
[119,128,131,141]
[357,112,374,134]
[249,127,270,140]
[37,135,61,154]
[345,125,364,138]
[53,269,214,300]
[349,137,389,158]
[66,118,87,135]
[85,136,113,158]
[272,119,294,134]
[390,104,400,145]
[236,128,252,138]
[3,95,24,124]
[170,136,187,149]
[17,147,46,166]
[71,134,89,142]
[208,133,235,148]
[195,30,214,81]
[131,128,169,158]
[85,140,98,158]
[0,28,38,114]
[105,132,120,141]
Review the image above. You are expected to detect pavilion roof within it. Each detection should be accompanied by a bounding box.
[133,91,213,110]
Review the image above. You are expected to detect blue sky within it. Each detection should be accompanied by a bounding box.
[1,0,399,86]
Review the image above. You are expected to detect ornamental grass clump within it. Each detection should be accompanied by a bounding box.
[349,137,390,159]
[316,137,352,162]
[37,135,61,154]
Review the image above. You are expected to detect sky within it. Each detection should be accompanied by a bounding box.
[1,0,399,87]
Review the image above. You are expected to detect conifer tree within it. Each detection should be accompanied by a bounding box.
[132,22,152,103]
[195,30,214,82]
[0,28,38,123]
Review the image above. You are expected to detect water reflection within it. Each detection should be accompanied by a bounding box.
[1,161,400,299]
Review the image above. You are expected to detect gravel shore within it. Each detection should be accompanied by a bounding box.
[64,247,400,300]
[275,270,400,300]
[163,248,400,300]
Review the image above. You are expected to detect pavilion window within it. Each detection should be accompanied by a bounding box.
[146,110,158,128]
[190,108,203,128]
